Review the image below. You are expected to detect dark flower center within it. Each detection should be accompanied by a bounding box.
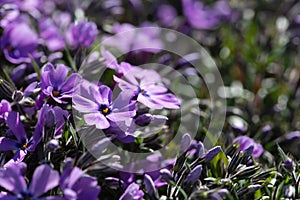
[99,104,111,116]
[21,143,28,150]
[141,89,146,95]
[52,90,61,97]
[6,45,15,52]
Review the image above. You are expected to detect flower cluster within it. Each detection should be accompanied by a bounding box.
[1,0,300,199]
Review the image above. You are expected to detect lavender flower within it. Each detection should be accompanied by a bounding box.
[103,23,163,53]
[66,20,99,48]
[39,17,65,51]
[60,159,100,200]
[41,63,80,104]
[182,0,220,30]
[73,81,136,129]
[114,67,180,109]
[119,183,144,200]
[156,4,177,26]
[0,99,11,123]
[233,136,263,158]
[0,21,38,63]
[0,163,61,200]
[0,112,41,166]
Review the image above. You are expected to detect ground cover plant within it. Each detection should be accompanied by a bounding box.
[0,0,300,199]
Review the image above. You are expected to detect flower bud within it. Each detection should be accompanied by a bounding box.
[160,169,172,181]
[185,165,202,184]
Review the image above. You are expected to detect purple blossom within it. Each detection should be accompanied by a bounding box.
[156,4,177,26]
[233,136,264,158]
[73,81,136,130]
[0,112,42,166]
[114,67,180,109]
[60,158,101,200]
[0,21,38,63]
[182,0,220,30]
[41,63,80,104]
[66,20,99,48]
[119,183,144,200]
[0,163,61,200]
[39,17,65,51]
[144,174,158,197]
[0,99,11,123]
[103,23,163,53]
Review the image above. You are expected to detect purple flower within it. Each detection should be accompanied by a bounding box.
[41,63,80,104]
[60,158,100,200]
[233,136,264,158]
[0,112,42,166]
[0,21,38,63]
[73,81,136,129]
[156,4,177,26]
[0,99,11,123]
[119,183,144,200]
[36,104,69,138]
[66,20,98,48]
[114,67,180,109]
[0,163,61,200]
[39,18,65,51]
[182,0,220,30]
[103,23,163,53]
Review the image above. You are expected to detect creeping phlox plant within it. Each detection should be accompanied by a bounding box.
[1,0,300,199]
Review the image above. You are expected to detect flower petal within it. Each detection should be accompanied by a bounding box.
[84,113,110,129]
[0,137,18,151]
[6,112,27,142]
[29,164,60,197]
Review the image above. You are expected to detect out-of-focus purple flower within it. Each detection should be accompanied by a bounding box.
[103,23,163,53]
[182,0,220,30]
[41,63,80,104]
[185,164,202,184]
[0,21,38,63]
[119,182,144,200]
[73,81,136,130]
[60,158,100,200]
[101,46,132,74]
[156,4,177,26]
[36,104,69,138]
[0,112,42,166]
[285,131,300,140]
[233,136,263,158]
[39,18,65,51]
[0,99,11,123]
[66,20,99,48]
[0,163,61,199]
[114,67,180,109]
